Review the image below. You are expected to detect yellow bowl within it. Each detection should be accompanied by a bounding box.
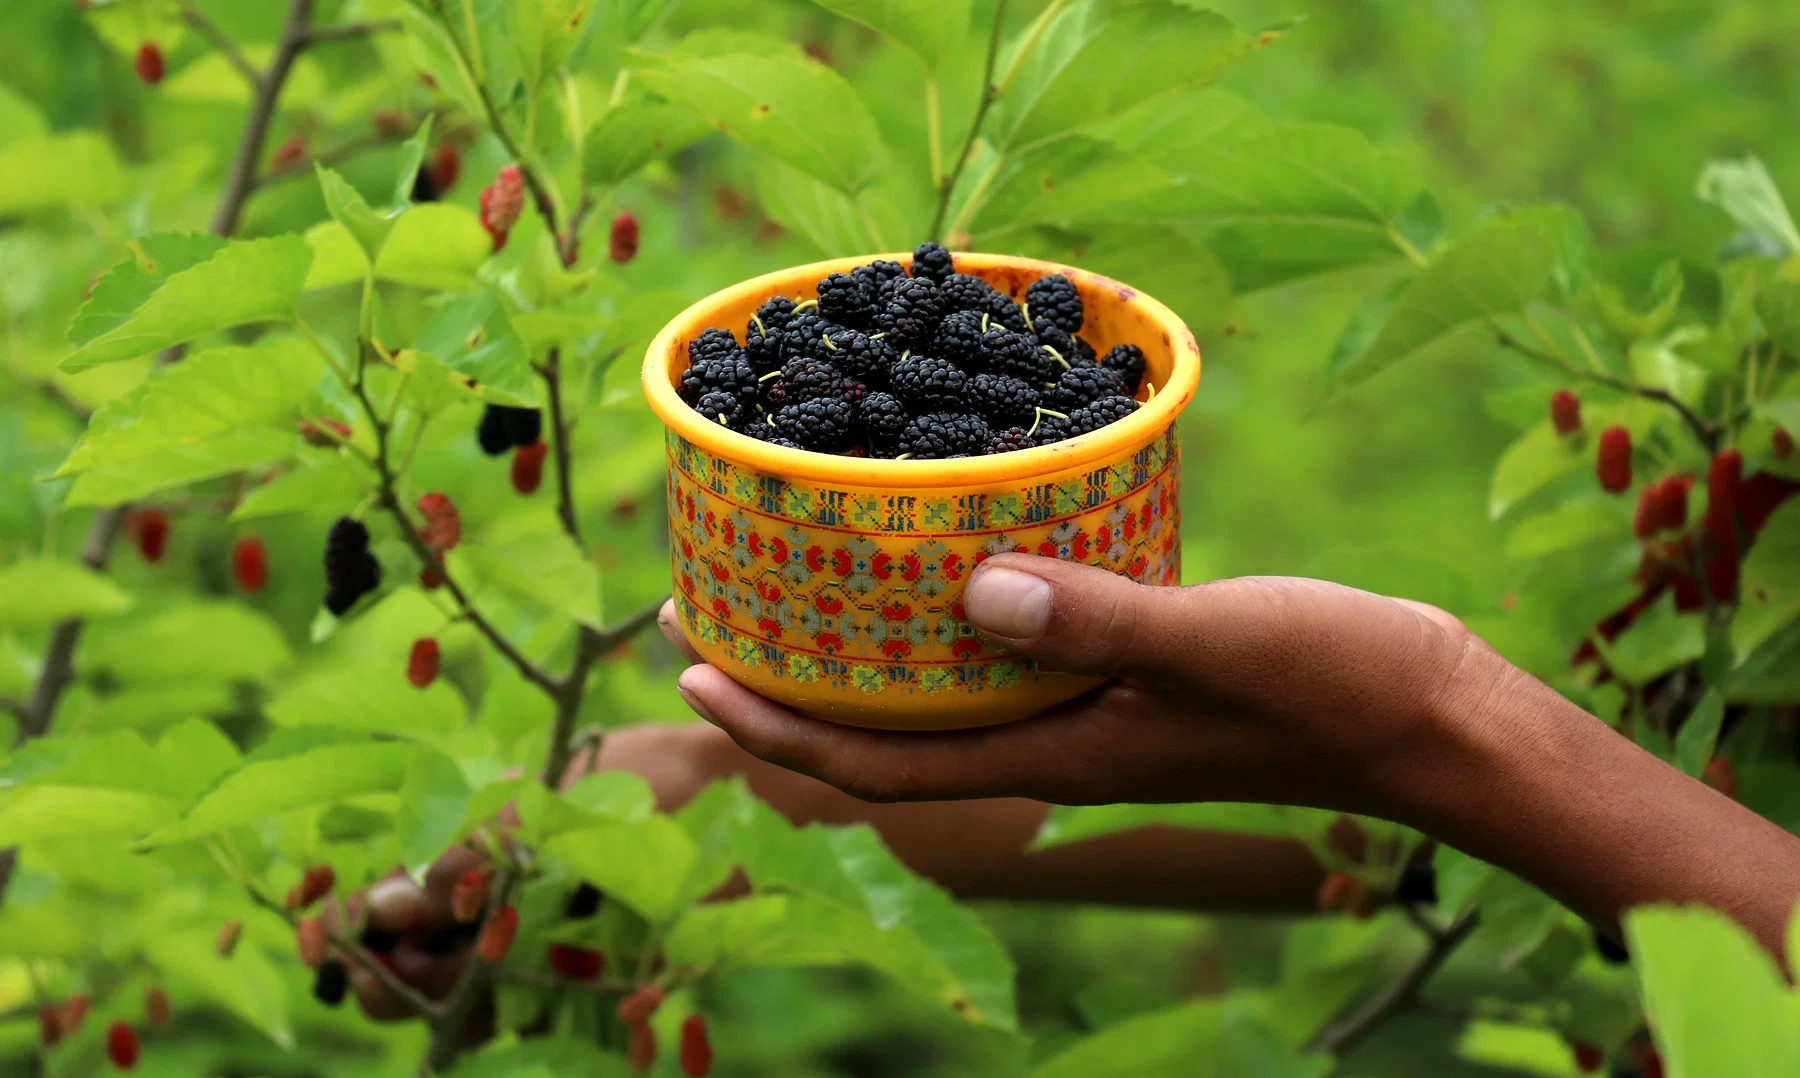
[643,252,1200,730]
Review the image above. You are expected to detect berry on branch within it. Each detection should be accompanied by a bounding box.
[565,882,603,919]
[313,960,349,1007]
[617,984,666,1024]
[323,517,382,615]
[512,441,548,494]
[450,869,488,924]
[627,1020,657,1072]
[106,1020,139,1070]
[417,492,461,552]
[288,863,335,910]
[548,943,606,980]
[1550,388,1582,435]
[680,1014,714,1077]
[408,637,440,688]
[609,211,640,264]
[429,144,461,195]
[1776,427,1796,460]
[269,134,307,172]
[479,164,526,250]
[216,918,243,957]
[145,986,171,1029]
[128,508,169,563]
[476,904,518,964]
[1569,1039,1603,1073]
[232,535,268,593]
[296,918,329,967]
[1703,756,1739,799]
[1596,426,1632,493]
[135,42,164,85]
[299,417,352,447]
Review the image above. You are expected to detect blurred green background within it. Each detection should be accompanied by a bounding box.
[2,0,1797,1074]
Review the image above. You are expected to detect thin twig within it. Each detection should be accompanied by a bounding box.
[212,0,317,238]
[1492,328,1719,450]
[1310,908,1480,1057]
[301,19,404,46]
[541,350,581,544]
[32,379,94,423]
[253,131,409,189]
[240,885,446,1021]
[494,968,635,993]
[423,872,515,1072]
[928,0,1008,241]
[178,1,259,86]
[537,597,668,789]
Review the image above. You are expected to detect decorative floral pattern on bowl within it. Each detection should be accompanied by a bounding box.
[644,253,1201,730]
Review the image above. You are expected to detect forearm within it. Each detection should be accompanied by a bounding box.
[1404,661,1800,958]
[601,722,1323,912]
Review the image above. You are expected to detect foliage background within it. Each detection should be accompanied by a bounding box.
[2,0,1799,1076]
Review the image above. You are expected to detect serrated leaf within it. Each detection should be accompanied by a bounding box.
[0,132,124,214]
[1674,690,1725,778]
[632,34,884,195]
[231,456,370,521]
[64,428,297,507]
[1455,1020,1581,1077]
[414,291,541,406]
[1033,802,1294,849]
[140,732,418,846]
[1734,499,1800,660]
[1327,206,1591,392]
[1626,904,1800,1076]
[317,164,399,262]
[1506,497,1629,559]
[81,600,292,685]
[460,527,602,627]
[0,787,176,844]
[809,0,970,71]
[1696,156,1799,256]
[753,157,905,255]
[1488,399,1659,519]
[62,235,314,370]
[583,99,713,186]
[393,114,436,207]
[379,204,494,290]
[266,658,463,741]
[56,338,321,477]
[396,749,474,876]
[0,558,132,628]
[1595,591,1705,685]
[68,233,229,346]
[144,930,294,1049]
[994,2,1268,156]
[543,816,700,922]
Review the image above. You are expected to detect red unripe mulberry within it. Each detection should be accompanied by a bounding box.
[135,43,164,85]
[408,637,440,688]
[416,492,461,552]
[429,144,461,194]
[106,1021,139,1069]
[39,1003,62,1047]
[1316,870,1369,916]
[216,918,243,957]
[617,984,665,1023]
[451,869,488,923]
[299,417,352,446]
[419,564,445,590]
[1776,427,1796,460]
[479,164,526,252]
[627,1020,657,1072]
[609,211,640,264]
[681,1015,713,1076]
[1633,476,1692,539]
[511,441,548,495]
[145,986,172,1029]
[62,995,89,1035]
[476,903,518,964]
[549,942,605,980]
[233,536,268,593]
[1550,388,1581,435]
[1570,1039,1603,1073]
[372,108,411,137]
[1707,449,1744,532]
[296,917,329,967]
[128,508,169,562]
[1596,426,1632,493]
[286,863,335,910]
[269,134,307,172]
[1703,756,1739,799]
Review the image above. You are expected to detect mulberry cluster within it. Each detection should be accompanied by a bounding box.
[669,242,1146,458]
[323,517,382,615]
[477,404,542,456]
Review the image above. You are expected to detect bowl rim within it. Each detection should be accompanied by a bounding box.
[641,251,1200,489]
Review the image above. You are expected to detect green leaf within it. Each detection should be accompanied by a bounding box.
[64,429,298,507]
[1674,690,1725,778]
[459,525,603,628]
[450,1036,634,1078]
[0,558,132,628]
[1627,904,1800,1076]
[144,929,293,1049]
[0,81,48,146]
[752,157,906,256]
[1455,1020,1581,1077]
[583,99,714,186]
[508,0,593,94]
[414,291,541,407]
[67,233,230,346]
[56,338,321,477]
[1033,802,1295,849]
[61,234,314,371]
[1326,206,1591,392]
[632,33,884,195]
[266,657,464,741]
[1488,399,1660,519]
[1506,497,1630,559]
[0,786,176,844]
[808,0,970,71]
[1696,156,1799,256]
[396,750,475,876]
[393,114,436,207]
[543,816,700,923]
[1028,998,1323,1078]
[230,455,369,521]
[141,731,418,846]
[1734,499,1800,660]
[0,132,125,214]
[81,600,293,686]
[994,2,1270,156]
[1596,592,1705,686]
[316,164,399,262]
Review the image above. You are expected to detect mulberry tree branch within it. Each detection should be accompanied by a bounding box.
[1310,908,1480,1058]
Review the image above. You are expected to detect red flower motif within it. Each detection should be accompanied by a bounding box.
[1037,541,1058,558]
[951,639,984,659]
[831,549,853,576]
[679,538,694,559]
[1123,515,1138,540]
[942,553,965,580]
[708,561,729,582]
[881,602,912,622]
[680,572,694,595]
[756,580,782,603]
[881,639,912,659]
[721,520,736,545]
[871,552,893,578]
[805,546,826,572]
[900,554,922,581]
[1128,555,1148,577]
[757,617,783,639]
[949,601,966,620]
[1072,531,1092,559]
[748,531,765,557]
[771,536,790,562]
[816,633,845,652]
[815,596,844,614]
[711,599,732,621]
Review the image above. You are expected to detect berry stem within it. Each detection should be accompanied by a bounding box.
[928,0,1008,241]
[1490,326,1719,451]
[177,2,259,86]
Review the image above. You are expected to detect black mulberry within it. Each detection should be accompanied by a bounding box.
[476,405,512,456]
[968,373,1041,427]
[1026,273,1083,334]
[565,883,603,920]
[982,326,1054,383]
[1100,343,1145,392]
[768,357,860,408]
[860,391,910,452]
[746,297,796,373]
[695,389,749,428]
[986,427,1036,455]
[313,960,349,1006]
[1046,366,1128,412]
[323,517,382,616]
[687,328,742,369]
[501,406,541,448]
[900,412,990,459]
[934,309,987,367]
[817,328,897,383]
[941,274,1027,333]
[1033,323,1079,369]
[775,397,857,451]
[679,343,759,408]
[816,271,877,327]
[1064,395,1139,437]
[891,354,969,412]
[910,241,954,283]
[853,260,909,301]
[878,277,944,347]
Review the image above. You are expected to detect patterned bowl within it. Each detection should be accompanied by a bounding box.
[643,253,1199,730]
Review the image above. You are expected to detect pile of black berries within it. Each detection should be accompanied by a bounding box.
[673,242,1149,459]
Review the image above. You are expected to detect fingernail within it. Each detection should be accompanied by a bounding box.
[676,669,718,724]
[965,567,1053,638]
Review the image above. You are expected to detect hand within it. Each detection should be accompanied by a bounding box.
[668,553,1506,817]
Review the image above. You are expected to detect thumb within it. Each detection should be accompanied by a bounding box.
[963,553,1208,680]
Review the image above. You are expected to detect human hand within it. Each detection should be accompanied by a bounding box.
[668,553,1509,817]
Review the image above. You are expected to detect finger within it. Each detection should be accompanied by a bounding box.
[675,663,1131,803]
[658,599,704,664]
